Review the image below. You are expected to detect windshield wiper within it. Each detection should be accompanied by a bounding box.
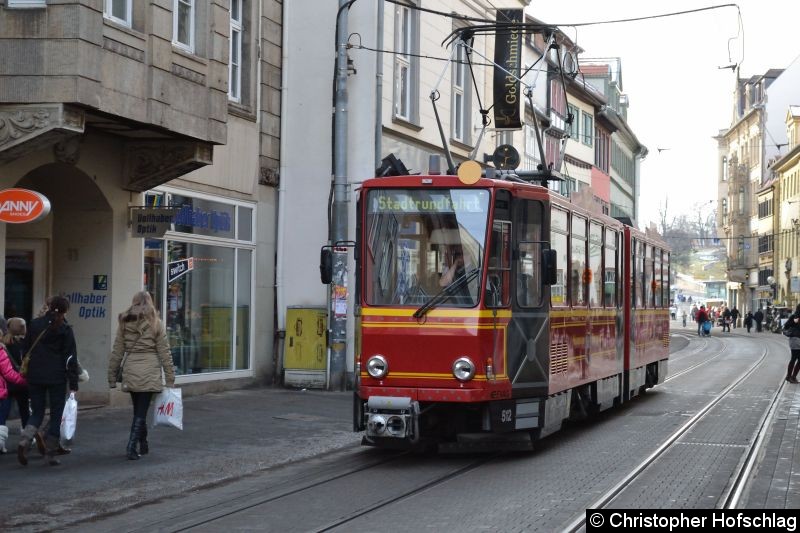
[413,267,480,319]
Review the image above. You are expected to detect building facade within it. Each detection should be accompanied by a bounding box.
[0,0,282,404]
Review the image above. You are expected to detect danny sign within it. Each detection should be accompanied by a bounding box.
[168,258,194,283]
[0,188,51,223]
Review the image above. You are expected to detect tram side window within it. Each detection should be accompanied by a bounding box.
[487,220,511,307]
[571,215,587,307]
[603,228,617,308]
[550,207,568,306]
[588,222,602,307]
[633,239,644,308]
[516,200,543,308]
[654,249,663,307]
[644,245,654,307]
[662,250,671,306]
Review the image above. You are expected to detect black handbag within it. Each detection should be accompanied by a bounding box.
[115,329,143,383]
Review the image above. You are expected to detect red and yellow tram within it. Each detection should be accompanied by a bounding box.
[352,172,669,450]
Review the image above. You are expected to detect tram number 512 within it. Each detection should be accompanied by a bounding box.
[490,402,516,432]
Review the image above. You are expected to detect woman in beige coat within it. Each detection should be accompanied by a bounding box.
[108,291,175,460]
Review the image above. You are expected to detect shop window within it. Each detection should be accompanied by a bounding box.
[167,242,235,375]
[236,249,252,369]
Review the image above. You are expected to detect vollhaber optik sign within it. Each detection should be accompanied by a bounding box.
[0,188,51,223]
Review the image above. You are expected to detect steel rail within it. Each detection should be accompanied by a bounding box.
[562,345,770,532]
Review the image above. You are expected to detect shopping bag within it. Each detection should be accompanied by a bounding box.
[60,392,78,440]
[153,387,183,430]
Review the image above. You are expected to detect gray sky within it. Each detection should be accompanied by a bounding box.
[526,0,800,228]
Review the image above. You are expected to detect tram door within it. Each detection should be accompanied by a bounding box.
[4,239,47,323]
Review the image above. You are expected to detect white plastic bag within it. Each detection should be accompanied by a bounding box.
[153,387,183,430]
[60,392,78,440]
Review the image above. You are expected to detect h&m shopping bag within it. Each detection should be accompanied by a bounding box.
[153,387,183,430]
[60,392,78,440]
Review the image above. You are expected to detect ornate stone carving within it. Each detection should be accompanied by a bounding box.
[0,108,52,146]
[0,104,85,164]
[259,166,280,187]
[54,136,82,165]
[123,140,214,191]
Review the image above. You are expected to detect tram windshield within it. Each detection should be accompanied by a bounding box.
[364,188,490,307]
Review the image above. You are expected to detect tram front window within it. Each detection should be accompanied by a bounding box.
[364,188,490,307]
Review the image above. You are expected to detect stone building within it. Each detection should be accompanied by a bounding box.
[0,0,282,404]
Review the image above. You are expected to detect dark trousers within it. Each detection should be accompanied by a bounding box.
[28,383,67,439]
[0,389,30,427]
[130,392,153,420]
[789,349,800,378]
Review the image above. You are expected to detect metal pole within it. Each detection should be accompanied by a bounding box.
[330,0,352,391]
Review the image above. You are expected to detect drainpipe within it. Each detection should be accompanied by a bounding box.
[374,0,384,168]
[275,0,290,383]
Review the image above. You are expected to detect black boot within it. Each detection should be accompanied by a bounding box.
[137,418,149,456]
[126,419,141,460]
[787,363,798,384]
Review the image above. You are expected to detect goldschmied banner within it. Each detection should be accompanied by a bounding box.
[493,9,523,130]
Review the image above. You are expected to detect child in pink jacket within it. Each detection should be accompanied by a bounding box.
[0,345,27,453]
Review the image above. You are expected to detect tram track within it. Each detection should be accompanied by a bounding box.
[563,343,775,531]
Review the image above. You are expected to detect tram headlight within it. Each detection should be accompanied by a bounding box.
[368,414,387,434]
[386,415,406,437]
[366,355,388,378]
[452,357,476,382]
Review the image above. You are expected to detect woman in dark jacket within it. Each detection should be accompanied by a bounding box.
[782,304,800,383]
[17,296,79,466]
[108,291,175,460]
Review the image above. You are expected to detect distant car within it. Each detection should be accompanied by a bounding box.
[669,305,678,319]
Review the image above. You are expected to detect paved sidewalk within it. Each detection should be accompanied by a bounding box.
[0,386,359,532]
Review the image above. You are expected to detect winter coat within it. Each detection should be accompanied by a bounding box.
[23,313,79,390]
[783,314,800,350]
[0,345,26,400]
[108,313,175,392]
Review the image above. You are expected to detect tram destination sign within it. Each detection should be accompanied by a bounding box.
[130,207,175,238]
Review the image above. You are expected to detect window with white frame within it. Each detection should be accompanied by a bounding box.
[452,42,468,143]
[104,0,131,27]
[6,0,46,8]
[567,104,579,140]
[524,124,540,170]
[229,0,243,102]
[582,112,594,146]
[173,0,195,52]
[394,3,418,122]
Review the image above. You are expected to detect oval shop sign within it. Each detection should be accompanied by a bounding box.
[0,188,51,224]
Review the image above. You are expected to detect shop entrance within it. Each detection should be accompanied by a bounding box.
[4,239,47,322]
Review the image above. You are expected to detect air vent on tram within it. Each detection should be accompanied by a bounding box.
[549,343,569,375]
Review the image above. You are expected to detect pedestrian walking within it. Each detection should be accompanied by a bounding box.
[781,304,800,383]
[0,319,27,454]
[107,291,175,460]
[754,308,764,332]
[1,318,31,428]
[696,305,709,337]
[722,307,732,332]
[744,311,754,333]
[17,296,79,466]
[731,306,740,329]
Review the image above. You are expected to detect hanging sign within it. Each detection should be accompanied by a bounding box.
[0,188,51,224]
[493,9,523,129]
[130,207,175,238]
[168,257,194,283]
